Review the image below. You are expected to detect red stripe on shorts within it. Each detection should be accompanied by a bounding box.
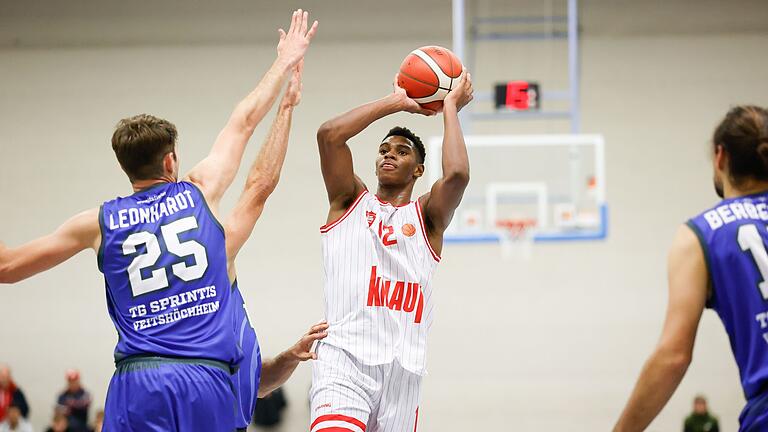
[311,414,367,431]
[316,428,361,432]
[317,426,360,432]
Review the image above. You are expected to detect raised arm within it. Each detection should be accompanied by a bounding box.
[0,209,100,284]
[184,10,318,205]
[419,72,473,254]
[317,76,435,220]
[258,321,328,398]
[224,63,302,272]
[613,225,708,432]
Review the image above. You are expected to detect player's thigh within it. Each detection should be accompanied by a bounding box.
[104,361,236,432]
[370,364,422,432]
[310,343,377,432]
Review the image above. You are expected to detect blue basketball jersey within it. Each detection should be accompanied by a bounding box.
[231,281,262,429]
[98,181,241,365]
[688,191,768,400]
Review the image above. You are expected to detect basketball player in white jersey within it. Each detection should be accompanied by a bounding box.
[311,71,473,432]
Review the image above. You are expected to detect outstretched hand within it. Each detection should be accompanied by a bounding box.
[392,74,438,116]
[443,70,473,112]
[288,321,329,361]
[277,9,319,68]
[281,60,303,109]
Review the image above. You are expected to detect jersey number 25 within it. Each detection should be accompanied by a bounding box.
[122,216,208,297]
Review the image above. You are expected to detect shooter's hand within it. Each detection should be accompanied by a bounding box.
[443,70,473,112]
[392,74,438,116]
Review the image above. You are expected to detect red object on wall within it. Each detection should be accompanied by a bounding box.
[506,81,531,110]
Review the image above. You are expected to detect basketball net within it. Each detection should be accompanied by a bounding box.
[495,219,536,260]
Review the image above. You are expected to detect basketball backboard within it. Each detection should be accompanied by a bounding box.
[426,134,607,244]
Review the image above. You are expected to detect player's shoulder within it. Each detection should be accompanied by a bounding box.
[672,223,704,256]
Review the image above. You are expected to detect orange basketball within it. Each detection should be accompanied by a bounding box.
[402,223,416,237]
[397,46,463,111]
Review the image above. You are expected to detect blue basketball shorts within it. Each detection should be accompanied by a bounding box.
[103,357,237,432]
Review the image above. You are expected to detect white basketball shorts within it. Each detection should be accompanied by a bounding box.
[309,342,422,432]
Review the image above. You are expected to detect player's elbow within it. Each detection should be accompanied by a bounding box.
[443,168,470,189]
[227,103,260,136]
[656,346,692,375]
[245,176,278,203]
[317,122,339,147]
[0,264,19,284]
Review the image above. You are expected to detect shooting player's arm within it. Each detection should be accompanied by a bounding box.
[420,72,473,255]
[317,76,436,220]
[0,208,100,284]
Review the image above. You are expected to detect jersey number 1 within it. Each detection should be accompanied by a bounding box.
[122,216,209,297]
[738,224,768,300]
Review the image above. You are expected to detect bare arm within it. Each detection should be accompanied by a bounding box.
[224,64,302,275]
[317,77,435,221]
[420,72,473,255]
[613,225,708,432]
[0,208,100,284]
[184,10,318,205]
[258,321,328,398]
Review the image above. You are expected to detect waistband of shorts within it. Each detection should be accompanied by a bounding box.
[114,355,233,374]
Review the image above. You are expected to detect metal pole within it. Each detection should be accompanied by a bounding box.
[567,0,582,207]
[452,0,471,133]
[568,0,580,133]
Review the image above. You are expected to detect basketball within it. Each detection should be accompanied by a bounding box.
[397,45,464,111]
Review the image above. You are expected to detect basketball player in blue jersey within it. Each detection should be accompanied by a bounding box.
[0,10,318,431]
[224,61,328,431]
[614,106,768,432]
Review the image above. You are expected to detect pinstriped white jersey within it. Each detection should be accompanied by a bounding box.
[320,190,440,376]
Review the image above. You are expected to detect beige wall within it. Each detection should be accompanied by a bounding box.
[1,15,767,432]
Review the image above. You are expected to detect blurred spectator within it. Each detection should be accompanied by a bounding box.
[87,409,103,432]
[44,412,73,432]
[253,388,287,427]
[0,403,32,432]
[56,370,91,432]
[0,365,28,421]
[684,395,719,432]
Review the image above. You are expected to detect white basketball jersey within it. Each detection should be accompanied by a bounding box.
[320,191,440,376]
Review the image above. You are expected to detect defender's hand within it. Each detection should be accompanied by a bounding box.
[444,70,473,112]
[392,74,437,116]
[281,61,303,109]
[288,321,329,361]
[277,9,319,68]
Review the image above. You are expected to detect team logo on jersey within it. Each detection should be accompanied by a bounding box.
[366,266,424,324]
[402,223,416,237]
[366,211,377,227]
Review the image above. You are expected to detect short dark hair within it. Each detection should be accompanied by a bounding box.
[384,126,425,163]
[111,114,178,182]
[714,105,768,185]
